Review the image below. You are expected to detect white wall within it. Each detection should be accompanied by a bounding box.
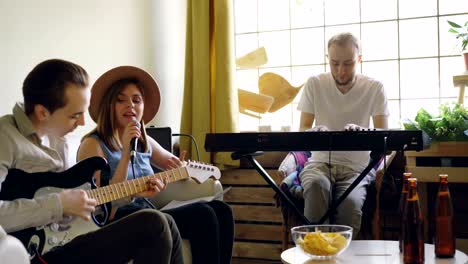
[0,0,186,138]
[149,0,186,133]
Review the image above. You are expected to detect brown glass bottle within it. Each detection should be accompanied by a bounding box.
[399,172,412,252]
[434,174,455,258]
[403,178,424,264]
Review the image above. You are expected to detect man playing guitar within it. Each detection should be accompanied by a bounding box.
[0,59,182,264]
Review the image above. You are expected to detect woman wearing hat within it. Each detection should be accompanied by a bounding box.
[77,66,234,264]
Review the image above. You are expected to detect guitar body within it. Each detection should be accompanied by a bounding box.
[0,157,108,252]
[34,184,100,254]
[0,156,108,200]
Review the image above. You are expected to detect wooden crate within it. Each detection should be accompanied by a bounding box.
[405,142,468,183]
[221,152,288,262]
[405,141,468,241]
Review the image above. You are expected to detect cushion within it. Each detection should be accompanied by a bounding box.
[277,151,311,199]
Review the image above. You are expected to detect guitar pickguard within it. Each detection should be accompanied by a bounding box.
[35,183,100,254]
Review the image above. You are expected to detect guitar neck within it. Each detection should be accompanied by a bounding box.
[87,166,189,205]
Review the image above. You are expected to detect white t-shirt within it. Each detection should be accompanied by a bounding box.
[297,72,389,171]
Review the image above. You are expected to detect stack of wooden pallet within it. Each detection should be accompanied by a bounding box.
[221,152,287,263]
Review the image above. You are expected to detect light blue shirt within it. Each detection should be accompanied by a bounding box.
[89,134,154,181]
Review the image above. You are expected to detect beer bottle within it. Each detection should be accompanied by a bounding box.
[403,178,424,264]
[399,172,412,252]
[434,174,455,258]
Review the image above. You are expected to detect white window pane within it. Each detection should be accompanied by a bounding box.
[400,58,439,99]
[290,0,324,28]
[361,21,398,60]
[401,99,440,121]
[234,0,257,33]
[258,0,289,31]
[439,0,468,15]
[236,69,260,92]
[292,103,302,131]
[260,106,294,131]
[291,28,325,65]
[399,0,437,18]
[235,34,259,62]
[361,0,397,22]
[440,56,466,98]
[239,112,261,131]
[441,98,460,105]
[388,100,401,129]
[324,0,360,25]
[440,15,468,56]
[400,18,438,58]
[291,65,326,104]
[362,60,399,100]
[259,31,291,67]
[259,67,291,81]
[292,65,326,87]
[324,25,360,54]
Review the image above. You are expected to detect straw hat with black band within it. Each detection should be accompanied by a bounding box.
[89,66,161,123]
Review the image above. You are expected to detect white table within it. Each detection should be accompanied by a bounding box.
[281,240,468,264]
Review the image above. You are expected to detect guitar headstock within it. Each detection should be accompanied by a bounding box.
[186,160,221,183]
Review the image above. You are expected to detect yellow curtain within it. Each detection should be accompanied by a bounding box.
[181,0,239,167]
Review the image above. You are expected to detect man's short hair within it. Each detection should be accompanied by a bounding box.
[22,59,89,115]
[328,32,361,55]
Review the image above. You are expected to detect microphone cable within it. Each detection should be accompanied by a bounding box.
[172,133,200,161]
[130,145,156,210]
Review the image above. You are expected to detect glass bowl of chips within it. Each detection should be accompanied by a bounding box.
[291,225,352,259]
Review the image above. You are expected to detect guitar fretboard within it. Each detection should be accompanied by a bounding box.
[87,166,189,205]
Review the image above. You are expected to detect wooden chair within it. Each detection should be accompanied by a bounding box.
[276,151,396,250]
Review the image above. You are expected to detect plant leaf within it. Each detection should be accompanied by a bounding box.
[448,20,462,28]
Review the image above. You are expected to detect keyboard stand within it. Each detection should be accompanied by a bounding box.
[231,150,386,225]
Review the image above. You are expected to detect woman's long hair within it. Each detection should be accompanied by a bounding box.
[83,78,149,153]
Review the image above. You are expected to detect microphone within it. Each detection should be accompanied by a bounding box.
[130,118,141,163]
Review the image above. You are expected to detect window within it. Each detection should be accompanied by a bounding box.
[233,0,468,131]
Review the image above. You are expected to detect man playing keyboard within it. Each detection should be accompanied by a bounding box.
[298,32,389,238]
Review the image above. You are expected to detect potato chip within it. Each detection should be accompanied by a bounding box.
[296,231,348,256]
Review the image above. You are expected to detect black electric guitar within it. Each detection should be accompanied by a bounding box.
[0,156,221,254]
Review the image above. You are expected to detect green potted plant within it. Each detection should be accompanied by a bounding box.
[403,104,468,184]
[404,103,468,142]
[448,20,468,71]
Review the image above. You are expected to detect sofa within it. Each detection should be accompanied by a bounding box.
[150,178,224,264]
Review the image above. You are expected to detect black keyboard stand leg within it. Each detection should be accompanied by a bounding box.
[231,151,311,225]
[317,150,385,224]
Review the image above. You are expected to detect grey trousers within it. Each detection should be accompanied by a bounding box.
[39,209,183,264]
[299,163,374,237]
